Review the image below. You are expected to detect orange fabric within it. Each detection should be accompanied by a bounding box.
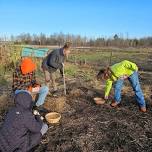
[27,86,32,92]
[21,58,36,74]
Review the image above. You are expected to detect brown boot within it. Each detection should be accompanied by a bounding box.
[140,107,146,112]
[110,101,119,107]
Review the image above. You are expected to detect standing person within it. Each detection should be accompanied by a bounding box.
[0,92,48,152]
[42,42,72,94]
[12,57,49,109]
[97,60,146,112]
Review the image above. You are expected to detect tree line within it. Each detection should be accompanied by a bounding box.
[1,33,152,47]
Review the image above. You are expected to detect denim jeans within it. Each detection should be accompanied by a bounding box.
[15,86,49,107]
[114,71,146,108]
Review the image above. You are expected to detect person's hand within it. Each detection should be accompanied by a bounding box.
[104,96,109,100]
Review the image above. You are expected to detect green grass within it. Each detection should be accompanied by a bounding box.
[64,63,96,81]
[65,64,79,77]
[69,51,149,62]
[68,50,150,71]
[69,52,110,62]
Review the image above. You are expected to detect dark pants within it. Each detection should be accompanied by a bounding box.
[14,133,42,152]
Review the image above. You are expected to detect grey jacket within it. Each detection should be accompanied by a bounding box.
[42,48,65,74]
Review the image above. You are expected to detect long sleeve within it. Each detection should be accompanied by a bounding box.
[105,79,113,97]
[46,49,64,70]
[24,113,43,133]
[49,54,60,69]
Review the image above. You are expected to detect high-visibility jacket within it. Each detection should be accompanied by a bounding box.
[105,60,138,97]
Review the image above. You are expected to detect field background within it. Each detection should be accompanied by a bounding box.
[0,44,152,152]
[0,44,152,88]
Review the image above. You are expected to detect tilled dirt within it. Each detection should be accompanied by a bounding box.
[0,75,152,152]
[33,77,152,152]
[43,97,152,152]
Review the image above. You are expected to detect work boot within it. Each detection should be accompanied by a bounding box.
[140,107,146,112]
[110,101,119,107]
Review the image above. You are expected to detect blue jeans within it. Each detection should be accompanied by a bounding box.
[15,86,49,107]
[114,71,146,108]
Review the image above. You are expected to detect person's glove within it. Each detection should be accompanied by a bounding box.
[34,113,44,125]
[33,110,44,120]
[33,110,40,115]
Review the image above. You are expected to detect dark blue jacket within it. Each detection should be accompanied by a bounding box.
[42,48,65,74]
[0,92,43,152]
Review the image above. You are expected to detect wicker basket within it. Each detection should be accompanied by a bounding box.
[44,97,66,113]
[94,97,105,105]
[45,112,61,124]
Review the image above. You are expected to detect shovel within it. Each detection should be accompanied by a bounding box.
[62,63,66,95]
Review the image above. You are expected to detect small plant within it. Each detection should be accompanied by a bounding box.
[65,64,78,77]
[83,73,92,81]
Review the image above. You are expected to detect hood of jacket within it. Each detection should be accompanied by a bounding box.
[15,92,33,110]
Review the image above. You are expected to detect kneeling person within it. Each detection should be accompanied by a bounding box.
[0,92,48,152]
[12,57,49,108]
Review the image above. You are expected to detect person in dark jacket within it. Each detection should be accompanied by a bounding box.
[0,92,48,152]
[42,42,72,92]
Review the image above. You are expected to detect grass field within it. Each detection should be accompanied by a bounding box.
[68,49,151,71]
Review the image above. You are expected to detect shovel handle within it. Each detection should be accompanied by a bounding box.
[62,63,66,95]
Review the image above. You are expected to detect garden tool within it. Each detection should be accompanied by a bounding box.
[62,63,66,95]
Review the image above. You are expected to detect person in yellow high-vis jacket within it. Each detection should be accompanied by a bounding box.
[97,60,146,112]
